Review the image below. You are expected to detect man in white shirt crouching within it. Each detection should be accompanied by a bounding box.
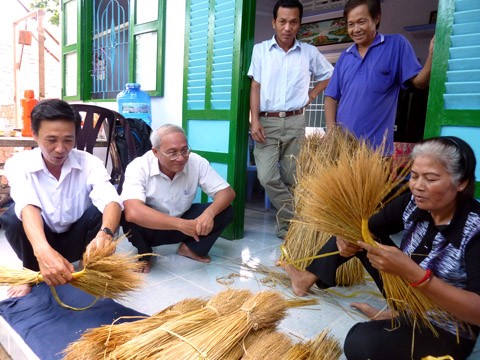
[0,99,123,297]
[120,124,235,273]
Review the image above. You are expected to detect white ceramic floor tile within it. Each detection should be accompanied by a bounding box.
[0,209,404,360]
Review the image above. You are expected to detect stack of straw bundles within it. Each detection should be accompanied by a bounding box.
[294,132,461,334]
[110,288,253,359]
[126,290,287,360]
[0,237,144,300]
[282,127,364,286]
[63,297,208,360]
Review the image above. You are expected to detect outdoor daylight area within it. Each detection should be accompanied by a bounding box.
[1,0,480,359]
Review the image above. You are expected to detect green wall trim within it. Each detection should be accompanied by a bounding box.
[425,0,480,196]
[182,0,257,239]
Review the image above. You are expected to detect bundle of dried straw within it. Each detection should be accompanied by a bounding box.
[282,128,364,286]
[0,237,144,300]
[110,288,253,359]
[63,297,208,360]
[293,130,460,334]
[144,290,288,360]
[282,329,342,360]
[241,329,292,359]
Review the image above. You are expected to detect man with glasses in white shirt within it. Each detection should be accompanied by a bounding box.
[121,124,235,273]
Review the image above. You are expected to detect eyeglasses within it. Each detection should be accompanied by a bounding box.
[160,148,191,160]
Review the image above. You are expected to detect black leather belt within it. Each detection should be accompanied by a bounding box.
[259,109,304,118]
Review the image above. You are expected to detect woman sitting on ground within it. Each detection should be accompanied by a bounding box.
[285,136,480,360]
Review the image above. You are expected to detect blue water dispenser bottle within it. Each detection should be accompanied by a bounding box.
[116,83,152,126]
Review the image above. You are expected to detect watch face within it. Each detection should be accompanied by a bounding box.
[102,227,114,236]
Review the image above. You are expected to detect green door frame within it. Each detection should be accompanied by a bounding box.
[424,0,480,198]
[182,0,257,239]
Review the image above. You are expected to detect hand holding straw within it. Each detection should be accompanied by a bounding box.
[0,237,144,300]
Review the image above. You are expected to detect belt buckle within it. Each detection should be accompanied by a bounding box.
[279,111,286,118]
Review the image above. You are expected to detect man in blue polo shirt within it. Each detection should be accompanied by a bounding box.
[248,0,333,239]
[325,0,434,154]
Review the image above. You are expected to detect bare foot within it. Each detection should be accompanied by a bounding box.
[283,263,317,297]
[7,284,32,298]
[135,257,154,273]
[177,243,211,263]
[350,302,393,320]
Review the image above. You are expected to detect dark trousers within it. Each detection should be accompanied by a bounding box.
[0,203,103,271]
[344,315,475,360]
[121,203,234,260]
[306,235,389,291]
[307,236,476,360]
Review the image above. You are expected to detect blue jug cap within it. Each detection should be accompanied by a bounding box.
[126,83,140,89]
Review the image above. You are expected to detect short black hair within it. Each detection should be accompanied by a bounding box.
[344,0,382,29]
[273,0,303,21]
[31,99,82,135]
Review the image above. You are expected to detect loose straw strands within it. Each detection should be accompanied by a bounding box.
[294,136,408,244]
[70,238,144,299]
[149,290,288,360]
[110,288,253,359]
[282,128,365,286]
[63,297,208,360]
[0,237,144,300]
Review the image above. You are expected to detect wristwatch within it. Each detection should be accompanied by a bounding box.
[101,227,114,237]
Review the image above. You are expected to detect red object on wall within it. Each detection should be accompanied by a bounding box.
[21,90,38,137]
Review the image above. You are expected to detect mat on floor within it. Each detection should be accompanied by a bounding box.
[0,282,145,359]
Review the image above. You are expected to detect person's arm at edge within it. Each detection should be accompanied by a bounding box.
[201,186,235,219]
[308,79,330,105]
[249,79,266,143]
[324,96,338,132]
[410,36,435,89]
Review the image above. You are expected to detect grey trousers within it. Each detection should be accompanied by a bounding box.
[253,114,305,237]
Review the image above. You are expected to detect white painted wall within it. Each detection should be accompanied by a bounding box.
[149,0,187,130]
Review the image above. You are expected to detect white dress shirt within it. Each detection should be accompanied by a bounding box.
[4,148,123,233]
[248,35,334,112]
[121,151,230,217]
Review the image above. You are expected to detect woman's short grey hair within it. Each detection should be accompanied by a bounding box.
[150,124,186,149]
[411,136,476,199]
